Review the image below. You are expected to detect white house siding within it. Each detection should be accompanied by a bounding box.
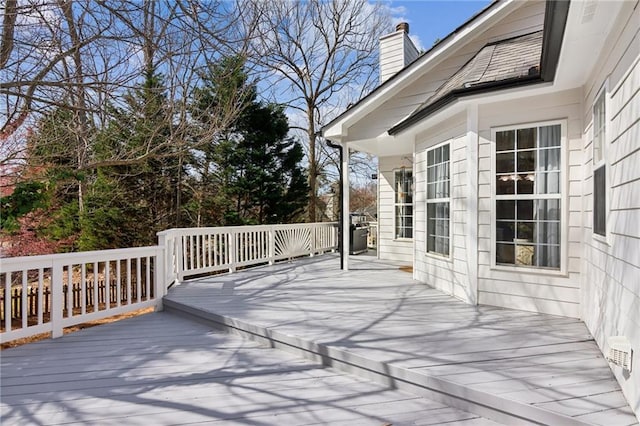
[580,2,640,416]
[378,155,413,263]
[414,115,474,302]
[476,89,584,318]
[346,1,546,142]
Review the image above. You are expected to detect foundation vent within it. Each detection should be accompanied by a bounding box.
[607,336,633,372]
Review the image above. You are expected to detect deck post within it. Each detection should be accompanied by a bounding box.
[342,144,350,270]
[154,246,165,311]
[268,226,275,265]
[229,230,237,273]
[51,261,64,338]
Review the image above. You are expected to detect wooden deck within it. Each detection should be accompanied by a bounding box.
[0,310,501,425]
[163,253,639,426]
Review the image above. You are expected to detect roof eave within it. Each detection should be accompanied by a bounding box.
[388,75,543,135]
[321,0,508,137]
[388,0,571,136]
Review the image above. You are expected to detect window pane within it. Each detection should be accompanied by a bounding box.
[517,150,535,172]
[496,130,515,151]
[517,174,534,194]
[537,222,560,244]
[535,245,560,268]
[496,176,515,195]
[539,124,561,147]
[496,221,515,242]
[427,201,450,255]
[516,200,534,220]
[443,144,450,161]
[428,149,434,165]
[594,165,606,235]
[496,200,515,219]
[496,243,515,264]
[536,199,560,220]
[497,153,515,173]
[515,244,535,266]
[427,235,435,252]
[516,222,535,240]
[536,171,560,194]
[517,128,536,149]
[539,148,560,171]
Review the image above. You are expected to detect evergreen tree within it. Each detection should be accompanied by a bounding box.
[81,71,183,249]
[191,56,309,225]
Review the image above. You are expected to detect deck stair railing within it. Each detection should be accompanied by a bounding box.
[0,222,337,343]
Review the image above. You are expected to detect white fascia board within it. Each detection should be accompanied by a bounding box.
[322,0,521,141]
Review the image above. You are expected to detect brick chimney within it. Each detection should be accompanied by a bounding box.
[379,22,419,84]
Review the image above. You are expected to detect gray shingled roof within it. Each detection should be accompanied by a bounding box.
[412,31,543,117]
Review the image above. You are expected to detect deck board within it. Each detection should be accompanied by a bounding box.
[164,253,639,426]
[1,311,499,426]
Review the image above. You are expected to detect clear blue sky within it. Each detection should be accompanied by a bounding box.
[389,1,493,51]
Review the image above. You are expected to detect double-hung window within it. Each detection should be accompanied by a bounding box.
[426,143,450,256]
[494,123,562,269]
[394,168,413,239]
[593,88,606,237]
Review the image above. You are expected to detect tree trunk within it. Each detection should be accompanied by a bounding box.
[307,114,316,223]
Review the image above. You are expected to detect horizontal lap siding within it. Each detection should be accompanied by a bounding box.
[415,116,472,302]
[347,1,546,141]
[581,2,640,417]
[477,89,583,318]
[378,156,414,263]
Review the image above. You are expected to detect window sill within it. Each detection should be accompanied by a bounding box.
[592,232,610,246]
[490,264,568,278]
[393,238,413,242]
[424,251,452,263]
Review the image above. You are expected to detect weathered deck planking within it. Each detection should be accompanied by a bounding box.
[164,253,639,426]
[1,310,500,425]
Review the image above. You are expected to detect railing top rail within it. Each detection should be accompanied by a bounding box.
[158,222,338,237]
[0,245,162,273]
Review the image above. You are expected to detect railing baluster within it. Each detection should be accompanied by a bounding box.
[4,273,11,332]
[21,270,28,329]
[127,258,132,305]
[116,259,121,307]
[81,263,86,315]
[136,257,142,303]
[38,269,44,325]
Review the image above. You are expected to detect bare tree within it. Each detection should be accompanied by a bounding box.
[246,0,390,222]
[0,0,255,173]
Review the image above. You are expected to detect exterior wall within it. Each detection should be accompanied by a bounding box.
[378,155,413,263]
[580,3,640,416]
[348,1,546,141]
[414,114,475,302]
[476,89,584,318]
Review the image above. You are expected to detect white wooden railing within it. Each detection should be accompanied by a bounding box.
[0,246,164,343]
[158,222,338,283]
[0,222,337,343]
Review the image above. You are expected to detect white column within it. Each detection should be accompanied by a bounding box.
[466,104,479,305]
[342,143,350,270]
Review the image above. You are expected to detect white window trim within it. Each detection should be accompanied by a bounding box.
[393,167,414,241]
[490,119,568,276]
[425,140,452,260]
[592,80,609,244]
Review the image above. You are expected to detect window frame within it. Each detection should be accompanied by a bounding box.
[425,140,452,259]
[490,119,568,276]
[393,167,413,240]
[592,82,608,241]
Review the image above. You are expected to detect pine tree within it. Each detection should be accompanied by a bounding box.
[190,56,309,226]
